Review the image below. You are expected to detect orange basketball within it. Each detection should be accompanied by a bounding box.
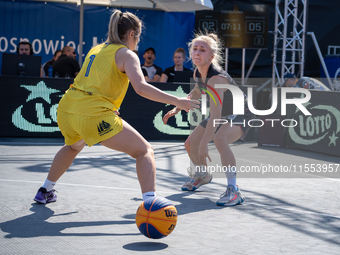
[135,197,177,239]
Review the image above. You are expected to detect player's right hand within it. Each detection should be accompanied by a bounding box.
[163,107,181,124]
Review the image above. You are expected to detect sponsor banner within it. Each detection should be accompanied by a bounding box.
[0,77,201,140]
[0,76,71,137]
[285,90,340,157]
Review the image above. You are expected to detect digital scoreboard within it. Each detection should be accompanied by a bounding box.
[195,6,269,49]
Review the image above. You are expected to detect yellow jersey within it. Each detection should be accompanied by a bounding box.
[58,43,129,116]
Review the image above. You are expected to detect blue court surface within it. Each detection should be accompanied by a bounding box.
[0,138,339,254]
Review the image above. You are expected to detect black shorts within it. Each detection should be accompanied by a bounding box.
[199,110,255,142]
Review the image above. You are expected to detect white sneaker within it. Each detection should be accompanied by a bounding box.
[216,185,245,206]
[181,171,212,191]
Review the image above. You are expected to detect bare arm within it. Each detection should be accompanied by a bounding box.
[198,76,227,165]
[116,48,199,112]
[201,76,225,143]
[159,73,168,83]
[40,66,44,77]
[150,74,161,82]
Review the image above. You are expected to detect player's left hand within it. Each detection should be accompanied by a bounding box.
[163,107,180,124]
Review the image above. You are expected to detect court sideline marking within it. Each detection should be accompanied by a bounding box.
[1,178,339,220]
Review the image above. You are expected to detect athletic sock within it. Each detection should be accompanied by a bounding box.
[225,166,237,189]
[194,164,206,176]
[142,191,156,201]
[42,179,56,192]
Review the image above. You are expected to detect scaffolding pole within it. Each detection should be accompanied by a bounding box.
[272,0,308,87]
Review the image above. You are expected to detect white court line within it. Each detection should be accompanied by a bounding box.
[0,142,184,146]
[0,142,64,146]
[1,178,339,219]
[0,179,141,192]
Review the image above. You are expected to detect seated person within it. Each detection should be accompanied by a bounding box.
[133,50,149,82]
[141,47,162,82]
[282,73,330,91]
[160,48,191,83]
[52,46,80,78]
[17,41,44,77]
[17,41,33,55]
[43,50,62,77]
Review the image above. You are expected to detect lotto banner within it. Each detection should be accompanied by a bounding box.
[285,90,340,157]
[0,76,71,137]
[0,76,196,139]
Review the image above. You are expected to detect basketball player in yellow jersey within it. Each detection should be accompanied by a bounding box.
[34,9,199,204]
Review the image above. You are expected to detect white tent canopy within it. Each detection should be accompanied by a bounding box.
[34,0,213,12]
[33,0,213,65]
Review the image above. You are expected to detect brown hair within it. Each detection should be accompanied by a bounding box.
[173,47,186,59]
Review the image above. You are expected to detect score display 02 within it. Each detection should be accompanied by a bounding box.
[195,7,269,49]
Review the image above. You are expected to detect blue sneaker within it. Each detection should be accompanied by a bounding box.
[34,187,57,204]
[216,185,245,206]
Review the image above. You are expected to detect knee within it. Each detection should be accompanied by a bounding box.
[134,142,154,159]
[146,143,154,157]
[70,140,86,152]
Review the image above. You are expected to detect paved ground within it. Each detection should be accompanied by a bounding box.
[0,138,339,254]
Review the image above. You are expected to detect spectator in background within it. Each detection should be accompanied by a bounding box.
[52,46,80,78]
[141,47,162,82]
[133,50,149,82]
[17,41,33,55]
[17,41,44,77]
[282,73,299,87]
[43,50,62,77]
[282,73,330,91]
[160,48,191,83]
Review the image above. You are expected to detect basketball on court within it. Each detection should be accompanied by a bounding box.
[135,197,178,239]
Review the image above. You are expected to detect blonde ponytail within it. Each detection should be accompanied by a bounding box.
[106,9,142,45]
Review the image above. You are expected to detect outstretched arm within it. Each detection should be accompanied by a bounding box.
[120,49,199,112]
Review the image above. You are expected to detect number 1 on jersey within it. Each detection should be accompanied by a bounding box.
[85,55,96,77]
